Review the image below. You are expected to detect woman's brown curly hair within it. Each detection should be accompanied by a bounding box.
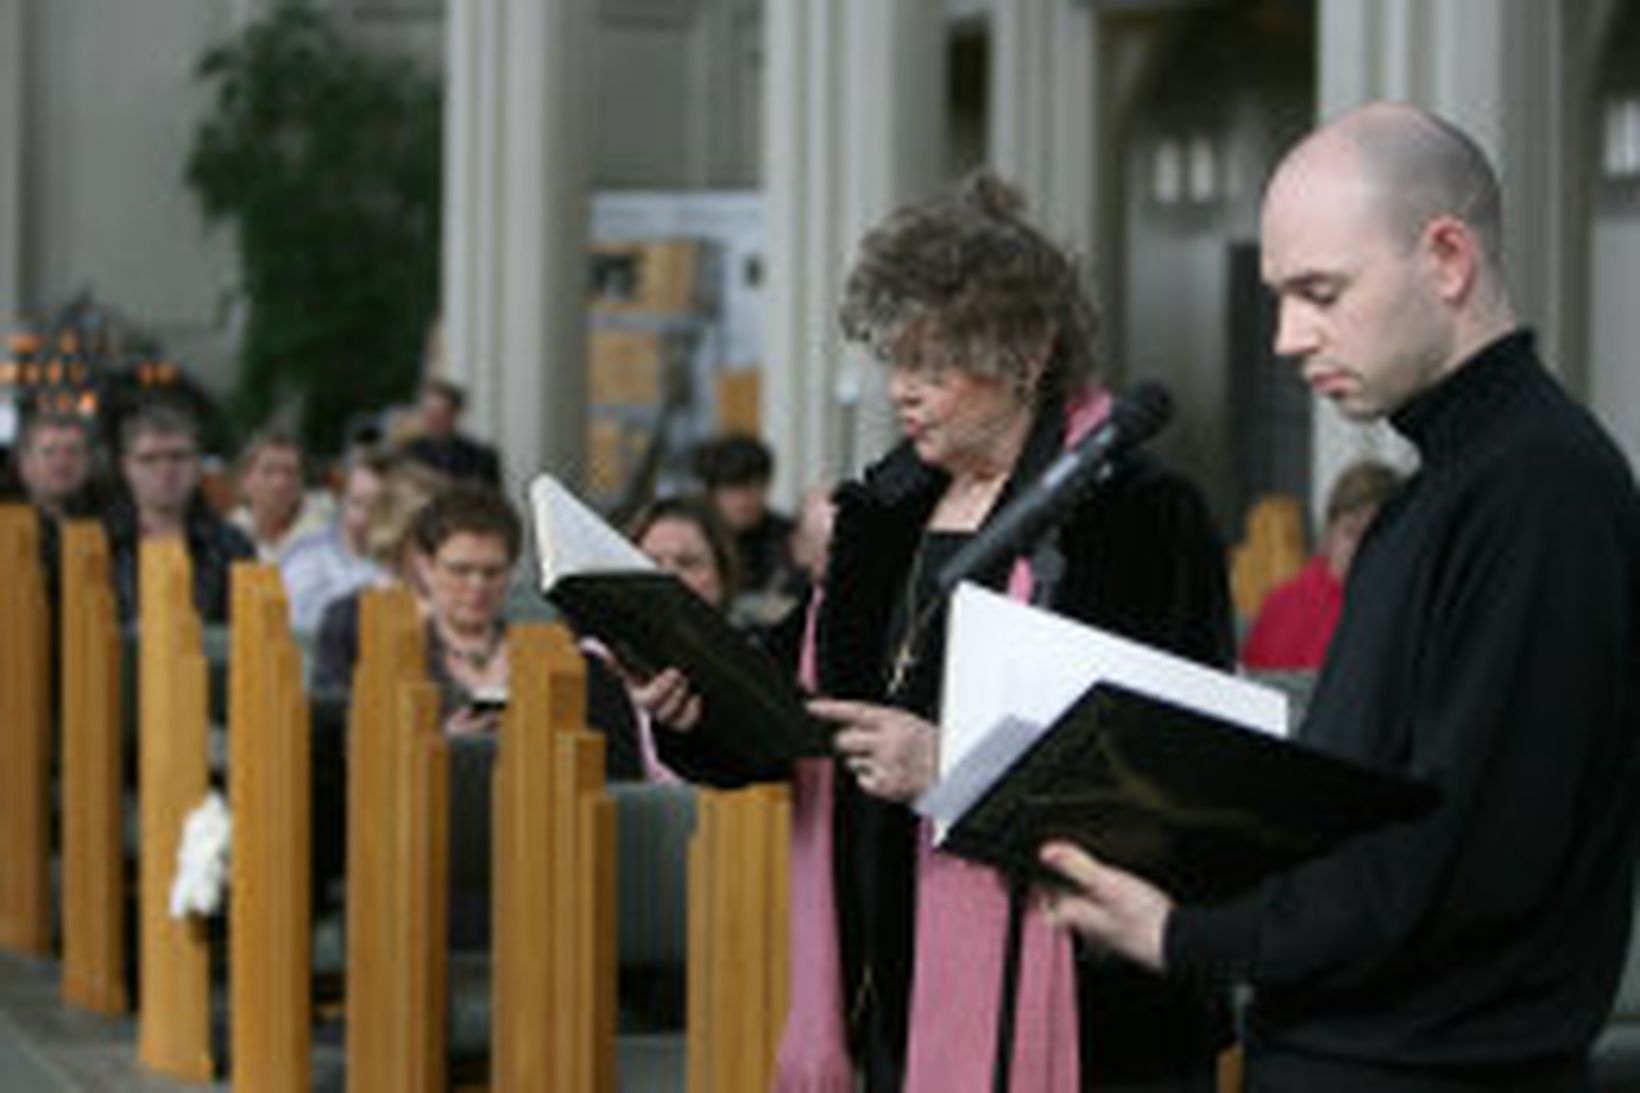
[838,170,1099,402]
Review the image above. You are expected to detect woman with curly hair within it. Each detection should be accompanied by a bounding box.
[642,172,1233,1091]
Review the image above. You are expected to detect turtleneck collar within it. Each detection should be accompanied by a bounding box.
[1390,329,1537,466]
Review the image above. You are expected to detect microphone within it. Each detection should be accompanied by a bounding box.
[935,381,1173,598]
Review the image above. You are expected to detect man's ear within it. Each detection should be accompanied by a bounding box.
[1422,215,1480,304]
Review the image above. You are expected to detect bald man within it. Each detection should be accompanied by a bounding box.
[1041,103,1640,1091]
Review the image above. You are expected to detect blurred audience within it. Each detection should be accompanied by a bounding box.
[6,411,103,520]
[631,494,739,611]
[2,410,113,641]
[787,481,837,588]
[578,495,740,782]
[1240,459,1403,670]
[279,449,394,635]
[105,402,255,625]
[229,426,334,563]
[410,483,522,735]
[692,433,796,620]
[401,378,501,487]
[763,480,837,671]
[309,459,443,694]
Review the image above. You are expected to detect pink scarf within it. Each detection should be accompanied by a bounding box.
[776,389,1112,1092]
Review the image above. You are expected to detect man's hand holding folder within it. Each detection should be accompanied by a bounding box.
[1039,842,1173,971]
[919,584,1437,914]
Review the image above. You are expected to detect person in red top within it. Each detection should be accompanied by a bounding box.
[1240,459,1401,669]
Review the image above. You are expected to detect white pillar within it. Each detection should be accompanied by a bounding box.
[441,0,503,431]
[762,0,946,504]
[442,0,591,495]
[0,0,24,319]
[988,0,1100,268]
[1311,0,1580,514]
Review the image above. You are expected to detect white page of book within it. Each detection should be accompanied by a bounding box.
[528,474,656,589]
[918,583,1288,838]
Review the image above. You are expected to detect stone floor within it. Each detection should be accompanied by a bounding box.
[0,950,685,1091]
[0,950,343,1092]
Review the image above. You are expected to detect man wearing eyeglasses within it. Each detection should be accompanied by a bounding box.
[106,401,254,624]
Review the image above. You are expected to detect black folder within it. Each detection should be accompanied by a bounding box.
[939,681,1439,903]
[547,570,829,768]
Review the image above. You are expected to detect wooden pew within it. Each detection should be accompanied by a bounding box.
[136,538,215,1081]
[347,586,449,1093]
[493,623,617,1093]
[0,505,51,956]
[228,563,312,1092]
[58,520,129,1013]
[687,784,791,1092]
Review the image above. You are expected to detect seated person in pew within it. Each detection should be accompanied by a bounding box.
[105,400,255,625]
[226,425,334,564]
[279,448,394,636]
[3,408,107,520]
[1240,458,1401,671]
[578,495,741,782]
[408,482,522,734]
[309,459,442,694]
[3,408,116,632]
[691,432,799,627]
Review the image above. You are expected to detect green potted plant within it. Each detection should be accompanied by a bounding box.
[186,1,442,455]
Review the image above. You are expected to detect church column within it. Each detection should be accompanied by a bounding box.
[1312,0,1582,514]
[440,0,503,444]
[761,0,946,503]
[442,0,592,492]
[988,0,1100,269]
[0,0,25,320]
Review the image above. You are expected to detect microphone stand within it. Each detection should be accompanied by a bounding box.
[938,382,1170,1091]
[990,529,1065,1093]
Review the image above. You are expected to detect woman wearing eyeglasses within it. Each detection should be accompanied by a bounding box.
[409,483,523,735]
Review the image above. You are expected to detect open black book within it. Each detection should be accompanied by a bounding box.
[937,680,1438,903]
[529,475,828,768]
[918,584,1438,904]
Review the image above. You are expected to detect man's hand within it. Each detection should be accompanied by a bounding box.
[1039,841,1174,972]
[629,667,703,731]
[809,698,938,804]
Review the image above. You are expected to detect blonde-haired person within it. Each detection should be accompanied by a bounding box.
[280,448,400,635]
[1240,459,1402,671]
[637,171,1233,1092]
[309,458,443,695]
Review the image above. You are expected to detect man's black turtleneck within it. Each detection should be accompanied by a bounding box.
[1168,331,1640,1085]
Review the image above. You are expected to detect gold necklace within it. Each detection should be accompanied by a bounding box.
[887,536,933,698]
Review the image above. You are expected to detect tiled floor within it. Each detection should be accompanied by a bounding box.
[0,951,347,1092]
[0,1007,72,1092]
[0,951,204,1091]
[0,950,684,1091]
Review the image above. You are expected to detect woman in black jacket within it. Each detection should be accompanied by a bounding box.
[644,171,1233,1092]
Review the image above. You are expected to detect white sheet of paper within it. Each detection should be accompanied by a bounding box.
[917,583,1289,838]
[528,474,655,590]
